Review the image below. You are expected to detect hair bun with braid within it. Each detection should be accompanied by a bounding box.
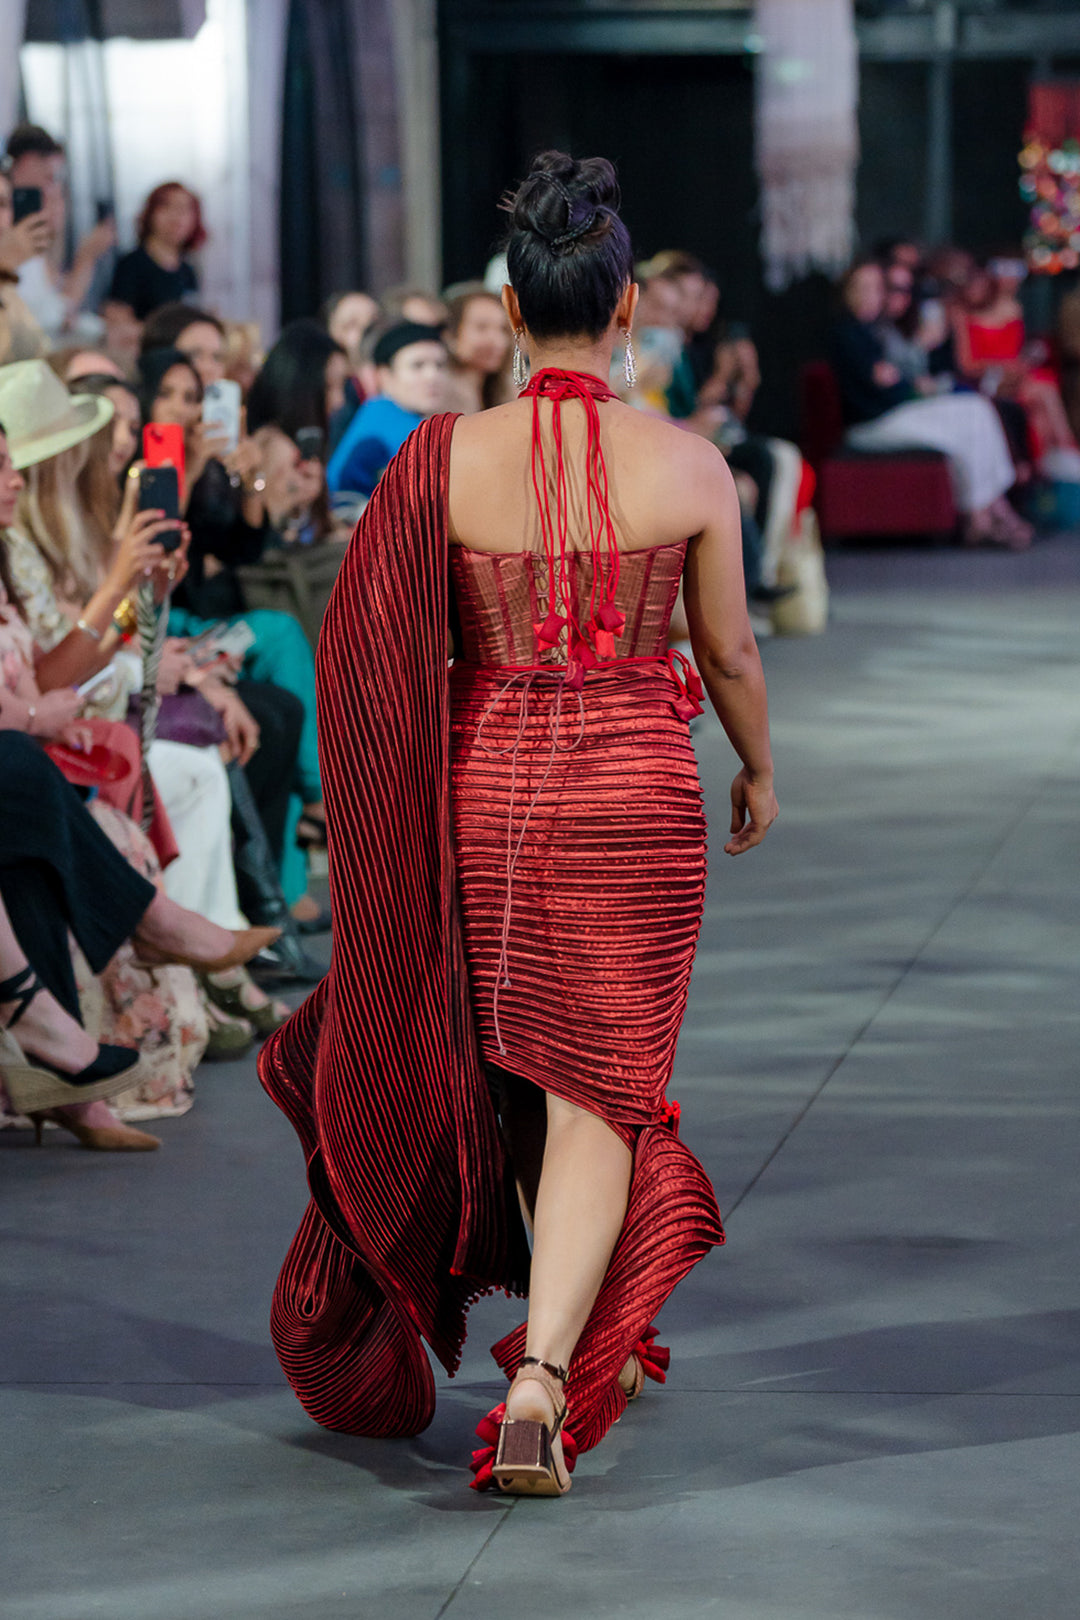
[501,151,634,341]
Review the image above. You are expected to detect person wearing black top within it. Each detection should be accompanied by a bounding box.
[829,260,1030,546]
[107,182,203,323]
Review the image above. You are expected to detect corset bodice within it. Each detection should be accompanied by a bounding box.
[450,540,687,669]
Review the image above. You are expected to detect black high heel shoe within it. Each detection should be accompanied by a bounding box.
[0,966,142,1115]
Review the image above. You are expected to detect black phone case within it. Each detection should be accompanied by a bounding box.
[12,188,43,225]
[137,467,182,549]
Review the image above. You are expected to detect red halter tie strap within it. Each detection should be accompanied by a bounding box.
[519,366,626,682]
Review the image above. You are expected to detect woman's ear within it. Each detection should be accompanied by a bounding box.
[617,281,640,331]
[501,284,522,333]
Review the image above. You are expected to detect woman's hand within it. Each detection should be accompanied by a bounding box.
[872,360,902,389]
[156,638,191,696]
[725,768,778,857]
[0,210,51,273]
[28,687,84,741]
[151,527,190,603]
[106,508,175,596]
[185,421,231,497]
[198,676,260,765]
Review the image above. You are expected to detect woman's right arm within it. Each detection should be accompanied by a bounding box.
[34,503,173,691]
[682,446,778,855]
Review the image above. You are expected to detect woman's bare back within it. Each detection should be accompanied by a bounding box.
[447,395,731,557]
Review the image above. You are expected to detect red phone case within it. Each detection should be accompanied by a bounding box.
[142,423,186,487]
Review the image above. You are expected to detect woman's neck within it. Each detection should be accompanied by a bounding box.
[527,339,616,381]
[144,235,182,271]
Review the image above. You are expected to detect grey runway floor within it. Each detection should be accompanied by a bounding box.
[3,539,1079,1620]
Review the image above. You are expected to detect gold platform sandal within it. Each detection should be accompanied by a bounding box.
[491,1357,575,1498]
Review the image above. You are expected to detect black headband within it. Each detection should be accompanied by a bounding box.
[373,322,445,367]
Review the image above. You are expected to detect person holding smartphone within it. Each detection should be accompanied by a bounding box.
[3,124,116,343]
[0,170,49,362]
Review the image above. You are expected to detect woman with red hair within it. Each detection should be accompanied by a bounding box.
[106,182,205,325]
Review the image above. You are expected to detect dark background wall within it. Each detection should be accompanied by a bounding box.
[439,33,1037,439]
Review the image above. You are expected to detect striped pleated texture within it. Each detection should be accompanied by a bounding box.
[451,645,725,1451]
[259,414,529,1438]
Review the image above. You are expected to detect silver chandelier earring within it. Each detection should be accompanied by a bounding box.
[513,330,529,388]
[623,330,637,390]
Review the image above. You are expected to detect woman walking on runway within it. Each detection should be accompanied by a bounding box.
[259,150,777,1495]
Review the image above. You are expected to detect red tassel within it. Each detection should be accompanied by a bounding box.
[660,1096,681,1133]
[595,602,625,635]
[594,629,616,660]
[534,610,566,652]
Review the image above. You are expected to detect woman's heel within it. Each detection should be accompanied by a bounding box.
[492,1358,575,1497]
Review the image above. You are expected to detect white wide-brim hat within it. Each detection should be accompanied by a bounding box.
[0,358,114,470]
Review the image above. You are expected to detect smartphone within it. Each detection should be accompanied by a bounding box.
[295,425,325,463]
[12,186,43,224]
[202,378,242,456]
[137,465,182,550]
[142,422,186,488]
[75,665,118,701]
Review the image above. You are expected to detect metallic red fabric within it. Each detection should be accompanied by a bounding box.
[260,387,724,1455]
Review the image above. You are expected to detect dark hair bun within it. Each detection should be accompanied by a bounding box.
[506,150,621,252]
[502,150,634,342]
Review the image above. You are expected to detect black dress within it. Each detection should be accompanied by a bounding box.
[0,733,155,1020]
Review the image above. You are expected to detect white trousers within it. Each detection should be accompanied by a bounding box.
[147,740,245,930]
[845,393,1015,512]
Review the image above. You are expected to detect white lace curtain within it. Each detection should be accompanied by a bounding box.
[754,0,859,291]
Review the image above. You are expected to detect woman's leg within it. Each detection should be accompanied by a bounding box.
[0,734,156,977]
[0,886,96,1072]
[235,681,304,864]
[506,1093,633,1425]
[847,394,1015,513]
[147,741,247,929]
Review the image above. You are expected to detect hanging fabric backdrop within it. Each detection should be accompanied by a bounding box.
[754,0,859,292]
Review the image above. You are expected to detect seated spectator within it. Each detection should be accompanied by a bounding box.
[831,258,1032,547]
[246,318,349,541]
[0,168,48,361]
[0,366,296,1042]
[4,123,115,343]
[442,284,513,413]
[951,258,1080,480]
[141,303,227,388]
[141,347,329,931]
[106,182,203,323]
[323,291,379,448]
[0,733,276,1147]
[324,290,379,370]
[326,322,447,497]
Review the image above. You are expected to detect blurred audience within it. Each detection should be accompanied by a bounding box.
[326,321,447,498]
[3,124,115,344]
[106,182,204,323]
[831,259,1031,547]
[442,284,513,413]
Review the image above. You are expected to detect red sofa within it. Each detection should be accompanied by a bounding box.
[799,361,957,542]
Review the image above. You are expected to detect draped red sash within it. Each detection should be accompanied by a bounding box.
[258,414,530,1437]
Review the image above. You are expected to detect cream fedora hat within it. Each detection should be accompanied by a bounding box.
[0,358,114,470]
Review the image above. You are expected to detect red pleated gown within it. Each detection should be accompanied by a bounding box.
[259,371,724,1460]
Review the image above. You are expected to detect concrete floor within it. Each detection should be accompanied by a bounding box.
[2,538,1079,1620]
